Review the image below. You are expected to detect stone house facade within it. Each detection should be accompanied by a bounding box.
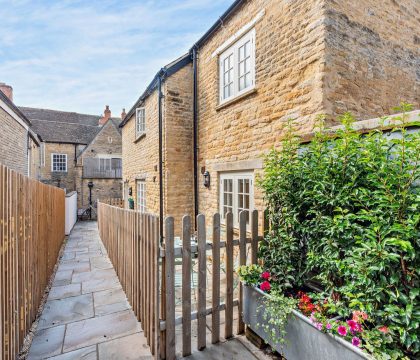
[0,83,40,177]
[20,106,123,217]
[120,54,194,236]
[76,119,123,215]
[192,0,420,231]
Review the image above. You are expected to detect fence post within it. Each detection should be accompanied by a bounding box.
[211,213,220,344]
[164,217,175,360]
[237,211,247,334]
[197,214,207,351]
[251,209,259,264]
[225,212,234,339]
[182,216,192,357]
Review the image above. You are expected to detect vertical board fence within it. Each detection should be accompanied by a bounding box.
[97,203,264,360]
[97,202,160,356]
[0,164,65,360]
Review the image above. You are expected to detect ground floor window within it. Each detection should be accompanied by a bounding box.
[219,172,254,226]
[136,180,146,213]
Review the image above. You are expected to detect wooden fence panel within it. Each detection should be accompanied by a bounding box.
[0,164,65,360]
[181,216,192,357]
[97,203,160,358]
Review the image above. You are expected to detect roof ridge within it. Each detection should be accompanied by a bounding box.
[18,106,101,118]
[30,118,100,127]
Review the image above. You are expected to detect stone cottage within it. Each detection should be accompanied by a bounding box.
[0,83,40,177]
[192,0,420,230]
[20,105,124,217]
[120,54,193,236]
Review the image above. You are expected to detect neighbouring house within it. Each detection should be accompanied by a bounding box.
[120,54,194,236]
[121,0,419,236]
[20,105,124,218]
[192,0,420,231]
[0,83,40,177]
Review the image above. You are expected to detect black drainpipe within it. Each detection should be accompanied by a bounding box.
[192,46,199,230]
[158,71,164,244]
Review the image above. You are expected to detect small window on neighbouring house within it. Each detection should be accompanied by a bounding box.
[136,180,146,213]
[219,29,255,104]
[219,172,254,226]
[51,153,67,172]
[136,108,146,138]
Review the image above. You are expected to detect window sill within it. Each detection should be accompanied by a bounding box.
[216,87,257,111]
[134,133,146,143]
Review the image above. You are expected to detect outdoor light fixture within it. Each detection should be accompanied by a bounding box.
[203,171,210,188]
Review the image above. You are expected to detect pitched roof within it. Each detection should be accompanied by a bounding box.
[120,53,192,128]
[19,106,121,144]
[0,90,32,126]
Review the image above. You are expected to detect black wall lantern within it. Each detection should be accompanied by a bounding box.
[128,187,132,196]
[203,171,210,188]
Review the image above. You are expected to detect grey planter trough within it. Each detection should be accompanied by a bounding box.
[243,285,371,360]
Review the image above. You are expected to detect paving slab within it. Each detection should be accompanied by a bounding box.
[58,259,91,273]
[48,283,82,300]
[28,325,66,359]
[53,270,73,286]
[63,310,141,352]
[72,268,117,283]
[38,294,94,329]
[46,345,97,360]
[98,332,153,360]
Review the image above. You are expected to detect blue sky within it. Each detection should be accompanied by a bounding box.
[0,0,233,116]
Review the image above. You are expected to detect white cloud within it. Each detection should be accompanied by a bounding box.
[0,0,233,114]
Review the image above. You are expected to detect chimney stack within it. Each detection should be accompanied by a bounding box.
[0,82,13,102]
[99,105,111,125]
[121,108,126,120]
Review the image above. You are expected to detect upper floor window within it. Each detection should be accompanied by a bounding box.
[51,153,67,172]
[219,172,254,226]
[219,29,255,104]
[136,107,146,138]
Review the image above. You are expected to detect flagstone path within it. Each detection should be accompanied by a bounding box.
[28,221,152,360]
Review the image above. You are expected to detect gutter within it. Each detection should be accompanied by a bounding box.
[158,69,165,244]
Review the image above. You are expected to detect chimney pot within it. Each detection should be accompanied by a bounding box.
[121,108,127,120]
[0,82,13,102]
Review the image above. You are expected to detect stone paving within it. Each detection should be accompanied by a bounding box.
[28,221,153,360]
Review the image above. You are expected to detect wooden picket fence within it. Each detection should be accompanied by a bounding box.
[97,202,265,359]
[0,164,65,360]
[97,202,160,356]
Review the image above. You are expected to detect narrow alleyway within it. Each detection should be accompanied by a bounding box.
[28,221,153,360]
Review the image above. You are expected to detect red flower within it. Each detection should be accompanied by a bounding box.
[347,320,360,332]
[261,271,271,280]
[378,326,389,334]
[352,311,368,323]
[260,281,271,292]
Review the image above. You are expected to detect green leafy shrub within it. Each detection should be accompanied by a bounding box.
[258,103,419,358]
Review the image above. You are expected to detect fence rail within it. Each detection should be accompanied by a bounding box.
[97,203,265,360]
[97,203,160,356]
[0,164,65,360]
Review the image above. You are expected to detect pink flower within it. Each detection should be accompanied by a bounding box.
[310,314,316,323]
[352,337,361,347]
[347,320,359,332]
[260,281,271,292]
[326,323,332,330]
[337,325,347,336]
[378,326,389,334]
[316,322,323,331]
[261,271,271,280]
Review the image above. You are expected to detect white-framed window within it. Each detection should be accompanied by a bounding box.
[219,172,254,226]
[51,153,67,172]
[219,29,255,104]
[135,107,146,138]
[40,143,45,167]
[136,180,146,213]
